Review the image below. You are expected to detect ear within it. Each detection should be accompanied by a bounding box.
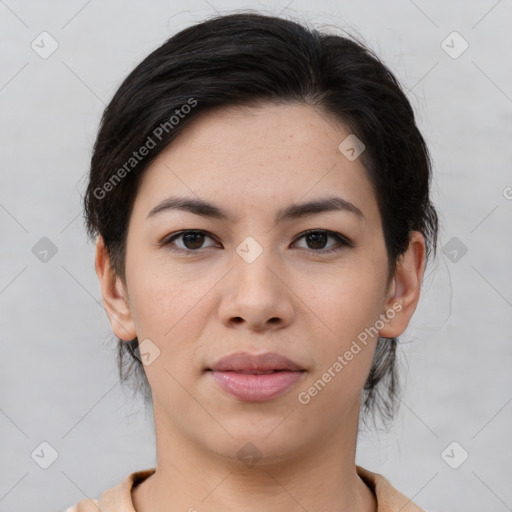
[378,231,426,339]
[94,235,137,341]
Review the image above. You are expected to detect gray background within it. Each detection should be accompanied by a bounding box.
[1,1,511,511]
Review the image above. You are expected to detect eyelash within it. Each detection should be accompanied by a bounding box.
[159,229,352,256]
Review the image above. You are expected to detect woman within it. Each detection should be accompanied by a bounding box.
[67,11,438,512]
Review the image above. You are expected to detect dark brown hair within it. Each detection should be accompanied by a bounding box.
[83,11,439,426]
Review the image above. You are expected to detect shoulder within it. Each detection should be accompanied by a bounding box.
[356,465,425,512]
[63,468,156,512]
[63,498,100,512]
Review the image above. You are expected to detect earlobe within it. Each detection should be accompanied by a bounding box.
[378,231,426,339]
[94,235,137,341]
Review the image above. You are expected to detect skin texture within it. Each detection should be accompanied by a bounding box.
[95,103,426,512]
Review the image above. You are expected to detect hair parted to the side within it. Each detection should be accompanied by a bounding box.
[83,11,439,427]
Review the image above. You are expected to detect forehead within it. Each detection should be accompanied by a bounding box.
[131,103,380,227]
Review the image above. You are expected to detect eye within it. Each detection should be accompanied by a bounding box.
[160,229,352,256]
[292,229,352,255]
[160,230,219,253]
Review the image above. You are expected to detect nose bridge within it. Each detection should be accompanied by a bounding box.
[233,234,280,297]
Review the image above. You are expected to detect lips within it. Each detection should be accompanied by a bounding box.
[207,351,304,373]
[207,351,306,402]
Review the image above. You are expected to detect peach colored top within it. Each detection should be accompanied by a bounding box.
[64,466,424,511]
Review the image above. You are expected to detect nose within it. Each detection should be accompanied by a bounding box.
[218,250,294,333]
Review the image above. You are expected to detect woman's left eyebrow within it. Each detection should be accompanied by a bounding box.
[146,195,365,223]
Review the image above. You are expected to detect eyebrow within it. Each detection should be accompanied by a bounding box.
[146,195,365,223]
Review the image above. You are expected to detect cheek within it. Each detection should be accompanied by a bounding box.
[126,251,212,337]
[125,232,190,321]
[126,264,225,394]
[297,262,383,396]
[296,281,380,421]
[300,261,384,342]
[128,272,212,394]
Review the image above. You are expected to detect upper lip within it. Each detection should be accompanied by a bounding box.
[208,351,304,373]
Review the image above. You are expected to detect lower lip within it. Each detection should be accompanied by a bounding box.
[209,370,305,402]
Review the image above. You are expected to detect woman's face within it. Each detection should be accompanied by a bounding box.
[98,103,423,463]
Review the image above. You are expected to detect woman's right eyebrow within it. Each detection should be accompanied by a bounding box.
[146,195,365,224]
[146,196,231,221]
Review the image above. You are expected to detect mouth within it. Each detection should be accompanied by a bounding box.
[206,351,306,402]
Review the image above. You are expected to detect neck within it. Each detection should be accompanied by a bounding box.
[132,404,377,512]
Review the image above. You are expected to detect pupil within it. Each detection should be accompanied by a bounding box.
[307,232,326,249]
